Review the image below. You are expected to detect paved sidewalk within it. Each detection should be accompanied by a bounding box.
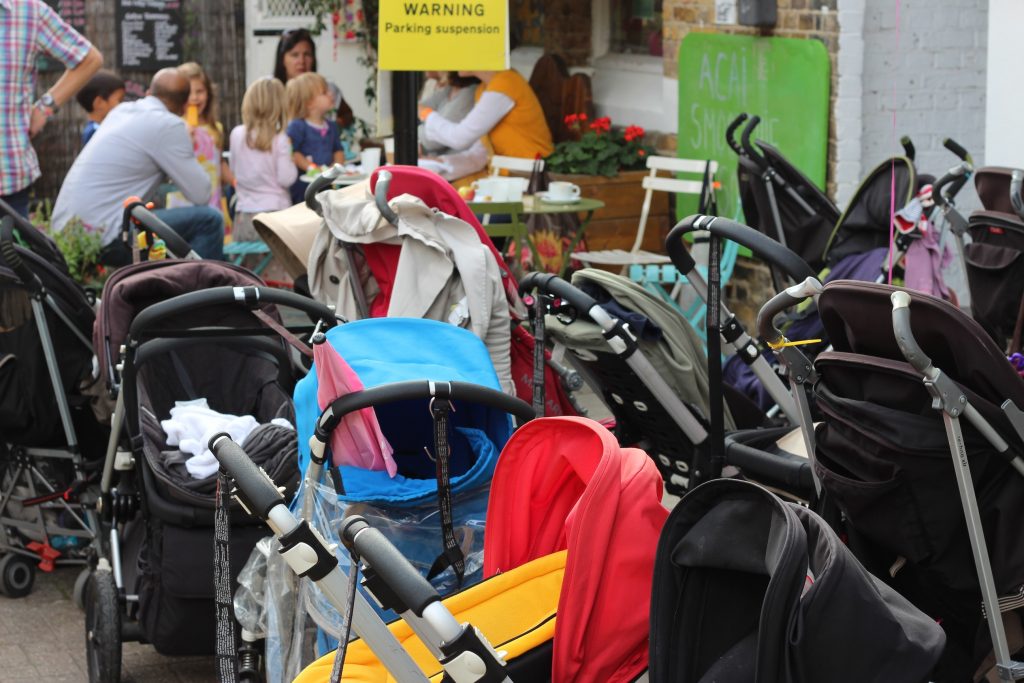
[0,567,215,682]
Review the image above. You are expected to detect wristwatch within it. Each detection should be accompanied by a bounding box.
[35,93,57,117]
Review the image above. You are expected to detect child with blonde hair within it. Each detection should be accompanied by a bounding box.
[285,72,344,204]
[166,62,234,222]
[228,77,297,243]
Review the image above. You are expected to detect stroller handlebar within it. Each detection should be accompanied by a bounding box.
[890,291,936,377]
[317,380,535,439]
[900,136,915,162]
[943,138,972,164]
[0,216,42,292]
[208,433,287,519]
[756,277,823,347]
[666,215,816,284]
[726,113,748,155]
[123,200,197,259]
[519,272,599,316]
[931,164,971,209]
[304,163,345,215]
[740,115,765,166]
[127,285,339,341]
[341,516,447,620]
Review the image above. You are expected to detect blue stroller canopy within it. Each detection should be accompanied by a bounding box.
[294,318,513,505]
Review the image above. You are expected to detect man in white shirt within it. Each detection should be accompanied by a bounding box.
[51,68,224,264]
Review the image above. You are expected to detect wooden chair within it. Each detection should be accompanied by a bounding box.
[572,156,718,269]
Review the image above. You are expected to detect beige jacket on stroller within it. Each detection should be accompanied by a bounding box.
[308,187,514,393]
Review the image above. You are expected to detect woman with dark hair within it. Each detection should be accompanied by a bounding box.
[272,28,353,128]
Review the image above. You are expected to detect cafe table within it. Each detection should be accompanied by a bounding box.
[468,194,605,277]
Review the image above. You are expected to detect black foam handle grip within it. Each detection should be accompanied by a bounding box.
[666,216,816,283]
[128,203,193,258]
[519,271,599,314]
[207,434,286,519]
[740,115,763,163]
[726,113,748,154]
[900,136,916,162]
[128,285,337,340]
[0,216,40,292]
[943,138,969,162]
[340,516,440,617]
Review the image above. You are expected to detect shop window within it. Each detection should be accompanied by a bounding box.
[609,0,663,56]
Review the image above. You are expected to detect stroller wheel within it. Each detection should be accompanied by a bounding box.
[73,566,91,611]
[85,569,121,682]
[0,553,36,598]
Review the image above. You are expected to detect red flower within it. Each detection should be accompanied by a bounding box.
[625,125,645,140]
[589,116,611,133]
[564,113,578,125]
[578,112,588,122]
[637,149,647,156]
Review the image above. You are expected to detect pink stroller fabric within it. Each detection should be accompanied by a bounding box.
[483,416,668,683]
[313,340,396,476]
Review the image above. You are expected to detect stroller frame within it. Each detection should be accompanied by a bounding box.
[891,291,1024,680]
[0,215,99,595]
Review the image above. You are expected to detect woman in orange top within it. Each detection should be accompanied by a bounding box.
[420,69,554,179]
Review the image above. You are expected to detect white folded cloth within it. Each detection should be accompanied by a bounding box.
[160,398,293,479]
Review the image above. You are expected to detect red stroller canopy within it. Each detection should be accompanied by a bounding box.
[484,416,668,682]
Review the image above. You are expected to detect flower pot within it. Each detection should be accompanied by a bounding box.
[549,170,670,254]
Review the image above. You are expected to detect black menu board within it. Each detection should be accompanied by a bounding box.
[116,0,183,71]
[37,0,87,71]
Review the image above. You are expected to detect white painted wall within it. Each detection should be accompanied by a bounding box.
[859,0,987,208]
[985,0,1024,167]
[834,0,865,208]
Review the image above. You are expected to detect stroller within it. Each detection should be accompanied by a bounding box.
[649,477,946,682]
[727,113,840,273]
[0,209,106,598]
[84,249,337,681]
[520,250,815,499]
[775,279,1024,681]
[960,166,1024,350]
[249,316,535,682]
[302,164,580,416]
[219,415,666,683]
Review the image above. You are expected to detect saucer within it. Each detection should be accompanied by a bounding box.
[537,192,581,204]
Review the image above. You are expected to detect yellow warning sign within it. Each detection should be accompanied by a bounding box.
[378,1,509,71]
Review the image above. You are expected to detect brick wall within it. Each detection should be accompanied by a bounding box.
[662,0,841,196]
[859,0,987,208]
[511,0,592,66]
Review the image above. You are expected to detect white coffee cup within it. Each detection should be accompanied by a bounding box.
[495,176,528,201]
[472,177,500,202]
[547,181,581,201]
[360,147,382,173]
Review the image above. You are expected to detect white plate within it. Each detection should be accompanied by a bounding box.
[537,192,581,204]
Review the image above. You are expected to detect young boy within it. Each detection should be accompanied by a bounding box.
[75,70,125,146]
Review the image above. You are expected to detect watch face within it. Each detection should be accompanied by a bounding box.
[41,94,55,107]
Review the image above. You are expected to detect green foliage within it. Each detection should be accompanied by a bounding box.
[545,117,654,177]
[32,201,107,287]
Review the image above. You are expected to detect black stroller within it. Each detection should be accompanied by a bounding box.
[83,208,338,681]
[961,166,1024,350]
[0,207,106,598]
[649,477,946,682]
[727,113,840,273]
[768,279,1024,681]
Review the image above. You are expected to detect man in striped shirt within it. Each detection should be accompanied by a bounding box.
[0,0,102,217]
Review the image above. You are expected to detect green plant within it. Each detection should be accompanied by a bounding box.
[31,202,107,287]
[545,114,654,177]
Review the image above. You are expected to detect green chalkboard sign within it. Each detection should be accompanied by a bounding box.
[677,33,830,222]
